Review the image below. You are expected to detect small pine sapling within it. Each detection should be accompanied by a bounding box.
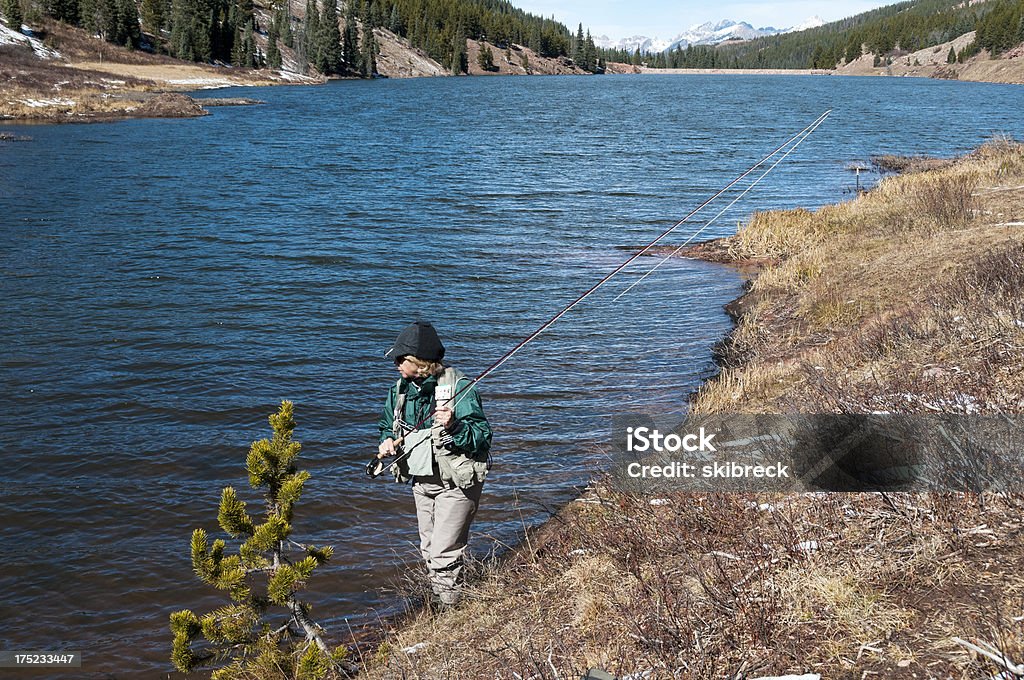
[170,401,350,679]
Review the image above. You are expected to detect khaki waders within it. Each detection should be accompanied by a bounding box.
[412,472,483,605]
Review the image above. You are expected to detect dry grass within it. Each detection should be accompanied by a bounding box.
[695,138,1024,415]
[355,492,1024,679]
[0,41,167,120]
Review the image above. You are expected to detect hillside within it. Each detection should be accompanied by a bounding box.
[620,31,1024,85]
[630,0,1024,83]
[0,17,584,121]
[0,0,594,122]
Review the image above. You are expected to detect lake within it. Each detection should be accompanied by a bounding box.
[1,72,1022,677]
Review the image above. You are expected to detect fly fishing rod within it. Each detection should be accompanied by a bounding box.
[366,109,833,478]
[613,109,832,302]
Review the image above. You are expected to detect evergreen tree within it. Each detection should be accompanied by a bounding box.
[273,1,293,47]
[477,41,494,70]
[810,44,825,68]
[169,402,351,679]
[169,0,195,59]
[844,39,861,64]
[386,3,399,34]
[947,45,956,63]
[3,0,23,29]
[267,22,282,67]
[341,0,357,71]
[583,29,596,71]
[318,0,341,73]
[167,0,219,62]
[450,34,466,73]
[45,0,78,24]
[116,0,140,46]
[359,2,376,76]
[232,19,257,66]
[303,0,319,69]
[294,25,309,72]
[571,21,583,64]
[80,0,138,46]
[141,0,165,35]
[527,25,539,53]
[368,0,382,28]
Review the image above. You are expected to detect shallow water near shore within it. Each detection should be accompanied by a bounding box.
[2,73,1023,677]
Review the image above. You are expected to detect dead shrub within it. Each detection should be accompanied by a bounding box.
[971,135,1024,178]
[910,172,980,231]
[732,208,823,259]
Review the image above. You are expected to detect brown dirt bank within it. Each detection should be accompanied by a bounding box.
[349,141,1024,680]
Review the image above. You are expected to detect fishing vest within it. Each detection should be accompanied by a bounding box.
[391,367,490,488]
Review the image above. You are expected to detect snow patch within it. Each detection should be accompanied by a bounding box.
[401,642,428,654]
[165,77,236,88]
[18,97,75,108]
[788,16,826,32]
[0,23,62,59]
[273,70,318,82]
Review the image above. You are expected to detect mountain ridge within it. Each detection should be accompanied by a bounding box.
[594,16,826,54]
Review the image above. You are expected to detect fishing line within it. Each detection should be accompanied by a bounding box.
[612,110,832,302]
[366,110,833,477]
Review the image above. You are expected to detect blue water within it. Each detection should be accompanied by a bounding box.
[1,73,1021,677]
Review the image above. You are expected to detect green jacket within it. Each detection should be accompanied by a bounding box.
[377,367,492,486]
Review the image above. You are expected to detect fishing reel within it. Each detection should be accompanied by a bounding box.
[365,442,407,478]
[365,456,386,478]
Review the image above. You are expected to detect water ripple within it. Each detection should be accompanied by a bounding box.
[3,73,1024,677]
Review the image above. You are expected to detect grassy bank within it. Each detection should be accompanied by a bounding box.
[351,140,1024,679]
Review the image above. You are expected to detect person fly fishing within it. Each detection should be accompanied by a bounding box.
[362,111,832,612]
[374,321,492,609]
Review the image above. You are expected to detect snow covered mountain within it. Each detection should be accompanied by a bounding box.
[595,16,826,54]
[592,35,673,54]
[788,16,827,33]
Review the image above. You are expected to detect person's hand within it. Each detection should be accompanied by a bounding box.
[434,408,454,430]
[378,438,396,459]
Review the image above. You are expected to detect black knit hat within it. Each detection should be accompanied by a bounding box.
[385,321,446,362]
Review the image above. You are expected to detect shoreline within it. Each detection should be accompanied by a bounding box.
[4,28,1023,125]
[4,64,1019,127]
[351,140,1024,679]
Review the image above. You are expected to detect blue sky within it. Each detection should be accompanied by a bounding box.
[512,0,897,40]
